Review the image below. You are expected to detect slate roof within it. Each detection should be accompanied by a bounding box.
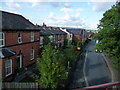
[67,29,82,34]
[84,30,89,34]
[0,10,39,31]
[0,48,16,59]
[40,26,67,35]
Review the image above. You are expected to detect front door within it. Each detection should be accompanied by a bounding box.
[16,55,22,69]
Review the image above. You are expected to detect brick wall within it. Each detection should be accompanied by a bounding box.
[2,31,40,81]
[73,34,82,42]
[2,56,16,81]
[4,31,39,46]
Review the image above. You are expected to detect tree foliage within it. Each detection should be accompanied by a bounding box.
[94,2,120,70]
[62,45,80,68]
[37,44,67,89]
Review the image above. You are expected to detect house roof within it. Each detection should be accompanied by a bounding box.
[40,26,67,35]
[0,10,39,31]
[67,29,82,34]
[84,30,89,34]
[0,48,16,59]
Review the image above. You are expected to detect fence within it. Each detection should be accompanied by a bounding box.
[74,81,120,90]
[2,83,40,90]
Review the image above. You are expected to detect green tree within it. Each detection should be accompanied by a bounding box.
[37,44,67,89]
[43,35,51,45]
[63,45,80,68]
[77,41,82,48]
[94,1,120,70]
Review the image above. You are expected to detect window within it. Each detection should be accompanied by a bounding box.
[18,32,22,44]
[5,59,12,76]
[31,32,34,42]
[40,36,43,45]
[49,35,53,42]
[0,32,4,47]
[58,35,60,40]
[54,35,56,41]
[30,48,34,60]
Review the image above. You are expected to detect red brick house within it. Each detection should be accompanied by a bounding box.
[38,23,67,48]
[0,11,40,81]
[66,29,83,42]
[66,28,89,43]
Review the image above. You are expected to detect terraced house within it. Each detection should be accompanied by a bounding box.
[0,11,40,81]
[38,23,67,48]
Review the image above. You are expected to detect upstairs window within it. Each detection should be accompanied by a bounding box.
[18,32,22,44]
[5,59,12,77]
[40,36,43,45]
[54,35,56,41]
[31,32,34,42]
[30,48,34,60]
[58,35,60,40]
[0,32,5,47]
[49,35,53,42]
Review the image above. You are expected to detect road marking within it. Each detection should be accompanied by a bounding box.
[83,52,89,87]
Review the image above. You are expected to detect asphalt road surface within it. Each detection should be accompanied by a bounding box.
[84,40,112,86]
[69,40,112,90]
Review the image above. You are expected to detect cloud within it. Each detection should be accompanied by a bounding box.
[63,2,71,8]
[42,12,87,28]
[60,7,84,13]
[60,8,73,13]
[6,0,20,9]
[50,2,60,7]
[92,2,113,12]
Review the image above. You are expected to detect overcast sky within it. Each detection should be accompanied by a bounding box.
[0,0,119,30]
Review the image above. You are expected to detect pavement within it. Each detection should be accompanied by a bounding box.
[102,53,120,82]
[67,47,86,89]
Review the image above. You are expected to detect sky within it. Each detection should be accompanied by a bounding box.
[0,0,119,30]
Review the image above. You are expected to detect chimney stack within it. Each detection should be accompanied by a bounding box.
[43,22,46,29]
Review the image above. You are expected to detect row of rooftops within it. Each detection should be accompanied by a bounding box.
[0,10,88,35]
[0,10,89,59]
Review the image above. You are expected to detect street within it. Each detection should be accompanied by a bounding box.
[69,40,112,89]
[85,40,111,86]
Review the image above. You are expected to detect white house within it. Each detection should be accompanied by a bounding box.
[60,28,73,41]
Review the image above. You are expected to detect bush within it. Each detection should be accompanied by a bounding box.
[37,44,67,89]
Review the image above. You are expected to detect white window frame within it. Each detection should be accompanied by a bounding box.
[58,35,60,40]
[54,35,56,42]
[18,32,22,44]
[0,32,5,47]
[40,36,43,45]
[31,32,34,42]
[30,48,34,60]
[5,59,12,77]
[49,35,53,42]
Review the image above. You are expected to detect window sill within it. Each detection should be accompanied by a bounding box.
[30,58,34,61]
[6,73,12,77]
[18,42,22,44]
[0,45,5,47]
[31,40,34,42]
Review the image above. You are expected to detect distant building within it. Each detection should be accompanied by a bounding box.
[38,23,67,48]
[60,28,73,41]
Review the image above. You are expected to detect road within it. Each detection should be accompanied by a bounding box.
[68,40,112,89]
[84,40,111,86]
